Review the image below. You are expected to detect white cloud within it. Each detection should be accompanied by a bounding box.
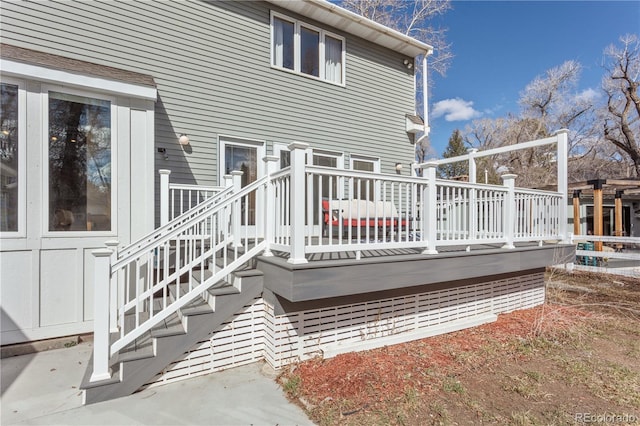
[431,98,482,121]
[575,88,600,103]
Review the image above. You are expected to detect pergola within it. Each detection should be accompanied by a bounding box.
[570,179,640,250]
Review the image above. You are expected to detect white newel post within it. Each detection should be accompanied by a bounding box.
[263,155,279,256]
[467,149,478,242]
[159,169,171,226]
[467,148,478,184]
[104,240,119,333]
[288,142,309,264]
[90,248,114,382]
[555,129,569,243]
[421,162,438,254]
[221,174,232,236]
[501,174,517,249]
[223,174,233,189]
[231,170,243,248]
[410,162,418,178]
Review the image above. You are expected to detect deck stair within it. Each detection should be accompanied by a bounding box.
[82,174,268,404]
[81,267,263,404]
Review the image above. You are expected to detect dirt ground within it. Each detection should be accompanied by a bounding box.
[278,270,640,425]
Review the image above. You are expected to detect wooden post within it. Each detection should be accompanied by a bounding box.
[288,142,309,264]
[592,179,604,251]
[501,174,517,249]
[262,155,279,257]
[90,248,114,382]
[421,162,438,254]
[615,190,623,237]
[572,190,581,236]
[159,169,171,226]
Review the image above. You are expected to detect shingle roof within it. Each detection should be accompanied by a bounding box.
[1,44,156,88]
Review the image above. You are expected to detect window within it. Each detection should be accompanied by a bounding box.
[312,151,344,224]
[0,83,20,232]
[351,156,380,201]
[271,13,345,85]
[48,92,112,232]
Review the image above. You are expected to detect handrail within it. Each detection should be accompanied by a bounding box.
[115,176,267,269]
[109,174,269,357]
[169,183,224,192]
[115,186,233,262]
[420,133,562,167]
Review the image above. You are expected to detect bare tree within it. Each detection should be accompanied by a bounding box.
[338,0,453,161]
[463,61,612,187]
[338,0,453,77]
[602,34,640,177]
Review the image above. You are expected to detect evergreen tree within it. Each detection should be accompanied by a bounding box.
[439,130,469,179]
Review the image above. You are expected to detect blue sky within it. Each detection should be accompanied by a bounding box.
[427,0,640,156]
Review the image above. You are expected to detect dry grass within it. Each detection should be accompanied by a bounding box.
[279,270,640,425]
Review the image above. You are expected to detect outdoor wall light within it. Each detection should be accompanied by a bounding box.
[178,134,190,146]
[157,147,169,160]
[403,59,413,69]
[395,162,403,174]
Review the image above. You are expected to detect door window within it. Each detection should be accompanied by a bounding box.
[48,92,112,232]
[224,143,260,225]
[0,83,20,232]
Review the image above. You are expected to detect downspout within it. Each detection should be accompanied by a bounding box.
[416,49,433,145]
[422,51,430,136]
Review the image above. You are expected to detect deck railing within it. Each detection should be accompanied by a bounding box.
[90,172,267,382]
[90,131,569,381]
[281,132,568,261]
[159,170,226,224]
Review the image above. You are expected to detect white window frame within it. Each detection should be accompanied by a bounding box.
[270,11,346,86]
[273,142,291,169]
[350,154,381,201]
[218,136,266,184]
[350,155,381,174]
[0,77,27,238]
[312,149,345,199]
[42,85,118,237]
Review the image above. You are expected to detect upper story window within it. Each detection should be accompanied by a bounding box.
[271,12,345,86]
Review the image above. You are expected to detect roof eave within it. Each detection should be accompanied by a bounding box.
[264,0,434,57]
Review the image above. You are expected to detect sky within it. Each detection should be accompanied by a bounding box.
[427,0,640,156]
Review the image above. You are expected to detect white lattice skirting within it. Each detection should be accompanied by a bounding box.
[148,272,544,388]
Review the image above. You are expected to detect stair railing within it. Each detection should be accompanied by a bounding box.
[90,172,269,382]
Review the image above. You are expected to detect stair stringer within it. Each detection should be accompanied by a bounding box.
[82,272,264,405]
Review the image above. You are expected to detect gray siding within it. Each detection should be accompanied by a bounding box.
[1,0,416,184]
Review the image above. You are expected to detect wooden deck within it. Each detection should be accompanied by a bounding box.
[258,242,575,305]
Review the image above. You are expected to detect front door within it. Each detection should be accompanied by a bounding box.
[219,137,265,235]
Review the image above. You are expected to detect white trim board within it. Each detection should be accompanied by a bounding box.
[1,59,157,101]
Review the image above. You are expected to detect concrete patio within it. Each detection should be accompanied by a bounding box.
[1,341,313,425]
